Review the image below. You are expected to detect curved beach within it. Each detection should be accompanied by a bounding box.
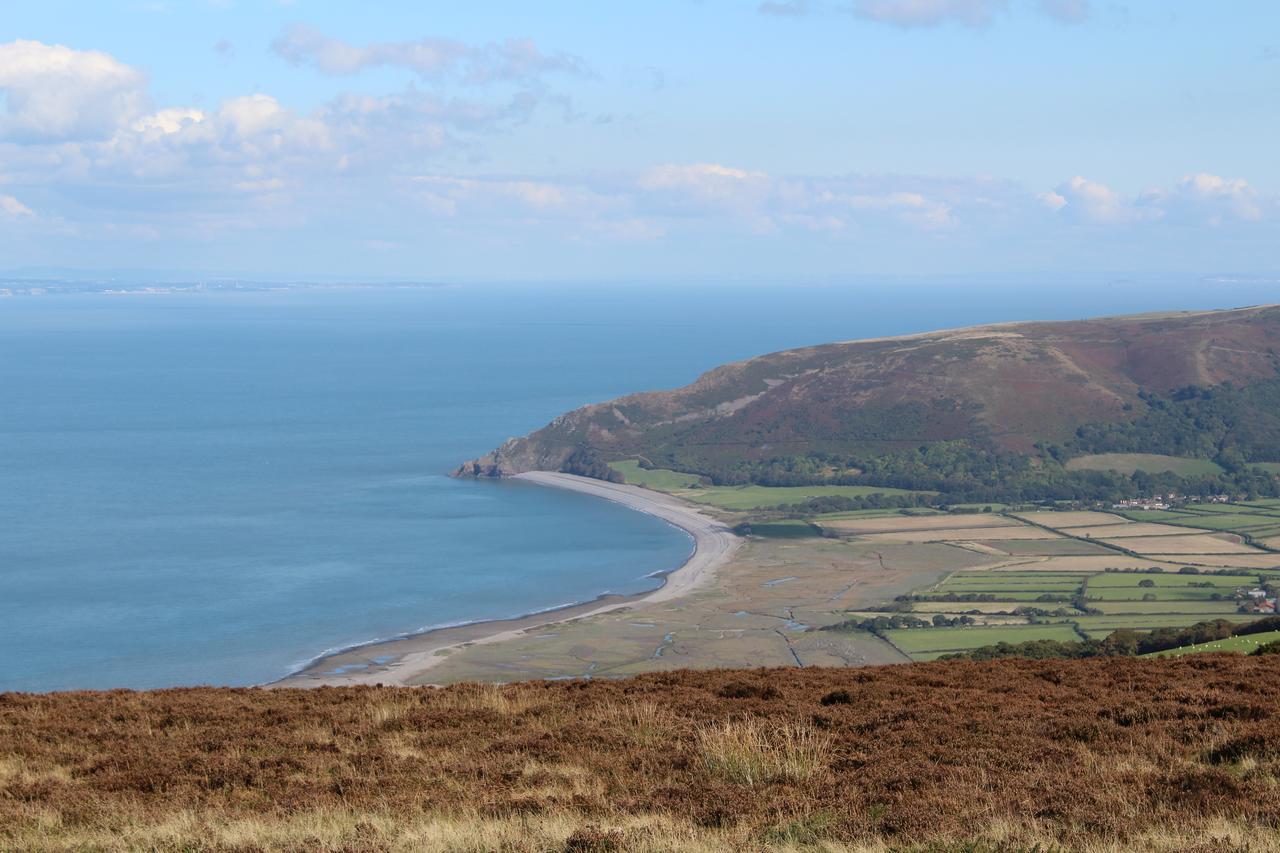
[276,472,741,687]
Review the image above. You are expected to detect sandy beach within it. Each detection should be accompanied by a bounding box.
[276,472,742,687]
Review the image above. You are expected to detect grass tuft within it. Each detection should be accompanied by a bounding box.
[696,720,832,786]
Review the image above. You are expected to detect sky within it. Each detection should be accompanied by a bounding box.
[0,1,1277,281]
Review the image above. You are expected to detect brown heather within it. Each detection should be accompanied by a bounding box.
[3,657,1280,851]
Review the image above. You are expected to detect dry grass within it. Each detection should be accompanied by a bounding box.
[4,658,1280,850]
[697,720,832,786]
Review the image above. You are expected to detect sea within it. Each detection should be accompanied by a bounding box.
[2,276,1277,691]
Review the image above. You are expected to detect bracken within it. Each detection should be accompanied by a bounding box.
[2,657,1280,851]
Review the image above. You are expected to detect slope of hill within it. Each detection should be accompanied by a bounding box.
[457,305,1280,498]
[3,658,1277,851]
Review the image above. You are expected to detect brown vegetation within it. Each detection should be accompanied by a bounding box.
[3,657,1280,851]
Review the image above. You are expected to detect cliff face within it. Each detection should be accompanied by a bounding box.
[455,305,1280,478]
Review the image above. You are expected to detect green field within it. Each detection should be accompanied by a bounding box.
[1119,510,1201,523]
[608,461,929,509]
[916,591,1082,603]
[935,572,1086,592]
[1085,573,1249,590]
[686,483,928,511]
[1067,614,1265,632]
[1251,463,1280,474]
[1090,600,1245,615]
[608,461,704,491]
[1064,453,1224,476]
[745,520,823,538]
[1145,630,1280,658]
[1180,503,1275,514]
[1157,514,1280,531]
[1083,572,1249,602]
[812,508,942,524]
[886,624,1082,659]
[891,562,1270,653]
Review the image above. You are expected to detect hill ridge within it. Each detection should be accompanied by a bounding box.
[456,304,1280,486]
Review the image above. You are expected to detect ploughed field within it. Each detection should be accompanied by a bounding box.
[3,657,1280,851]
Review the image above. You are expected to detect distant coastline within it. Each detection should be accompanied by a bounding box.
[275,473,741,687]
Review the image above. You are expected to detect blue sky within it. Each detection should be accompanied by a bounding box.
[1,1,1277,280]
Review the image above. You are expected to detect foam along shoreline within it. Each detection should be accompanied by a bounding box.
[274,472,741,687]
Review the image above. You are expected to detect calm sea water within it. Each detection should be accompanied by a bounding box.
[2,278,1277,691]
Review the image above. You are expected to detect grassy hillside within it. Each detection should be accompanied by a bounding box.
[1066,453,1225,476]
[3,659,1280,851]
[457,306,1280,498]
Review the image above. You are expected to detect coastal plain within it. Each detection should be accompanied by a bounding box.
[292,467,1280,684]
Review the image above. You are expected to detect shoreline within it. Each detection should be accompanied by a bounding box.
[274,472,741,687]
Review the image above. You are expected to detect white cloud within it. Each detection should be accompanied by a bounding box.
[638,163,772,211]
[131,107,206,136]
[0,194,35,218]
[271,25,587,84]
[1175,173,1263,222]
[1038,0,1089,23]
[402,165,977,240]
[0,40,149,140]
[1048,175,1133,223]
[852,0,1007,28]
[758,0,813,15]
[775,0,1088,26]
[1047,173,1271,227]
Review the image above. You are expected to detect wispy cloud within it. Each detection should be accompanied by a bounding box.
[271,25,589,85]
[853,0,1005,28]
[763,0,1091,26]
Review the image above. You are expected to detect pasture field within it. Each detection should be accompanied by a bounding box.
[1085,587,1237,602]
[1119,510,1202,523]
[687,483,927,511]
[932,571,1085,591]
[1179,503,1278,514]
[811,508,937,522]
[976,539,1113,556]
[990,555,1183,572]
[1153,514,1280,531]
[607,461,929,509]
[1091,600,1247,615]
[1167,554,1280,569]
[907,600,1077,614]
[884,624,1082,657]
[820,514,1018,533]
[1085,573,1248,590]
[861,527,1060,542]
[746,520,823,539]
[864,505,1278,661]
[1068,614,1266,633]
[1146,630,1280,657]
[609,460,704,491]
[1064,453,1224,476]
[1252,462,1280,474]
